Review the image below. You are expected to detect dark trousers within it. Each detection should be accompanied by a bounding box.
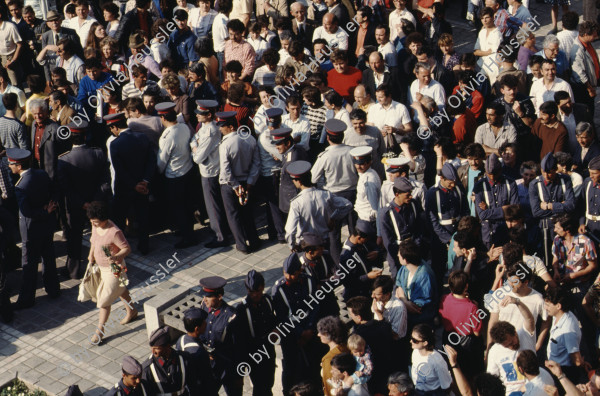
[248,349,276,396]
[573,82,596,117]
[212,360,244,396]
[113,190,150,247]
[255,175,285,240]
[280,337,323,396]
[165,170,195,243]
[202,175,230,242]
[18,224,60,305]
[329,190,357,262]
[220,183,259,251]
[65,208,86,279]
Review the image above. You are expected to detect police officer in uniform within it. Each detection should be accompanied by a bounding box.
[234,270,277,396]
[284,161,353,250]
[199,276,243,396]
[473,153,519,249]
[311,119,359,262]
[296,233,339,317]
[142,326,196,395]
[175,308,219,395]
[7,148,60,310]
[529,152,576,267]
[217,111,261,254]
[579,156,600,241]
[271,254,322,396]
[104,112,156,255]
[350,146,381,227]
[191,100,231,248]
[57,120,110,279]
[339,220,383,301]
[255,109,285,243]
[273,127,308,218]
[378,177,424,280]
[380,157,408,208]
[425,163,469,289]
[156,102,197,249]
[105,356,148,396]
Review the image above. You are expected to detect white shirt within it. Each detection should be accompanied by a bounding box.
[355,168,381,221]
[408,79,446,110]
[557,29,579,59]
[282,114,311,152]
[475,27,502,83]
[379,41,397,67]
[524,370,555,396]
[320,108,351,143]
[188,8,217,37]
[487,326,536,395]
[64,16,97,47]
[312,26,349,50]
[389,8,416,40]
[490,287,547,335]
[367,100,411,131]
[59,55,84,85]
[191,121,221,178]
[212,13,229,52]
[411,351,452,391]
[247,36,269,62]
[0,21,21,56]
[530,77,574,114]
[569,171,583,198]
[157,123,194,178]
[374,297,407,338]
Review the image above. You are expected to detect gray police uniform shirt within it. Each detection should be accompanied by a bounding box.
[311,144,358,193]
[191,121,221,178]
[219,132,260,187]
[157,123,193,178]
[355,168,381,221]
[257,130,282,177]
[343,125,386,178]
[285,187,353,247]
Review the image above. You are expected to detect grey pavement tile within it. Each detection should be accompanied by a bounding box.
[35,378,69,396]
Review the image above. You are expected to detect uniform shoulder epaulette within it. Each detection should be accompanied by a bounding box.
[316,151,326,158]
[58,151,71,158]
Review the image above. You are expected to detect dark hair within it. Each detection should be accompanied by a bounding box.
[262,48,280,66]
[227,82,246,104]
[313,38,328,48]
[475,373,506,396]
[448,270,469,295]
[373,275,394,295]
[49,90,67,106]
[226,19,245,33]
[405,32,424,47]
[506,261,532,283]
[508,225,527,246]
[218,0,233,13]
[457,70,475,85]
[435,136,457,159]
[553,90,571,104]
[460,52,478,67]
[84,57,103,71]
[499,74,520,89]
[86,201,110,221]
[358,6,373,20]
[375,83,392,98]
[288,41,305,57]
[57,38,77,55]
[301,86,322,105]
[324,90,343,108]
[520,160,539,176]
[65,3,76,14]
[289,382,320,396]
[415,45,433,58]
[331,353,358,375]
[457,216,481,234]
[502,242,523,268]
[490,321,516,344]
[529,54,544,68]
[349,108,367,121]
[183,314,205,333]
[102,2,119,17]
[195,36,215,57]
[499,142,519,160]
[544,286,573,312]
[330,49,348,63]
[316,316,348,345]
[286,95,302,107]
[346,296,373,320]
[412,323,435,351]
[464,142,486,159]
[497,43,518,63]
[454,231,476,250]
[479,6,494,18]
[579,21,599,37]
[2,92,17,110]
[27,75,45,94]
[554,151,573,171]
[135,0,151,8]
[561,11,579,30]
[553,213,578,235]
[516,350,540,376]
[398,239,420,265]
[173,9,189,20]
[126,97,147,114]
[487,101,506,117]
[224,60,243,74]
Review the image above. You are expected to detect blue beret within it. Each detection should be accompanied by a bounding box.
[103,112,126,125]
[283,254,302,274]
[271,127,293,145]
[541,152,557,172]
[485,153,502,174]
[155,102,176,115]
[265,107,283,120]
[215,111,237,126]
[441,163,459,181]
[195,100,218,114]
[199,276,227,296]
[66,120,88,133]
[324,119,346,135]
[301,233,324,247]
[149,326,171,346]
[183,307,208,322]
[6,148,31,164]
[122,355,142,376]
[589,155,600,170]
[356,219,375,236]
[393,177,413,193]
[245,269,265,291]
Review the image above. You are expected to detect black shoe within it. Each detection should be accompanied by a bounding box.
[175,238,199,249]
[0,308,13,323]
[138,242,149,255]
[59,268,71,279]
[205,240,229,248]
[13,301,34,311]
[48,290,61,299]
[235,247,250,255]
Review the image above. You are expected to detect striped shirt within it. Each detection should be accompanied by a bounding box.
[301,104,328,139]
[122,80,159,99]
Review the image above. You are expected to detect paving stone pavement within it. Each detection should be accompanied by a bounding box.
[0,1,598,395]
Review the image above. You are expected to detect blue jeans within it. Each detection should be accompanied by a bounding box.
[216,51,225,82]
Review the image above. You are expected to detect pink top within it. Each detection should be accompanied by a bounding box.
[90,221,130,268]
[438,294,482,334]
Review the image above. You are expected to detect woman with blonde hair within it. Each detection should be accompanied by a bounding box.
[438,33,460,71]
[87,201,137,345]
[100,36,127,78]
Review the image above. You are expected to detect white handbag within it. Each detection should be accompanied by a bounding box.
[77,261,101,302]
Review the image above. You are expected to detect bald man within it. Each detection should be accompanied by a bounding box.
[291,2,316,48]
[312,13,349,50]
[353,84,375,113]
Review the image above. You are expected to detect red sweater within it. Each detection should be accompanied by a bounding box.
[327,66,362,102]
[452,109,478,145]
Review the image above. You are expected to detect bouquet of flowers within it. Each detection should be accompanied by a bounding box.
[102,245,129,287]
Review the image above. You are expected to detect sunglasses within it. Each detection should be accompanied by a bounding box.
[410,337,423,343]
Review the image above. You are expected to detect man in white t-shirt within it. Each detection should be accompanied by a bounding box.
[281,95,310,151]
[371,274,407,338]
[63,0,97,47]
[312,13,349,51]
[408,62,446,111]
[487,297,536,396]
[474,7,502,84]
[375,25,397,68]
[487,261,551,352]
[529,59,574,114]
[367,84,412,138]
[0,8,22,86]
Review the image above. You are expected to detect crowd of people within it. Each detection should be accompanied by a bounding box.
[0,0,600,394]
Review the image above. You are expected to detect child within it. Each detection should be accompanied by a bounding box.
[247,22,269,64]
[347,334,373,386]
[221,61,256,104]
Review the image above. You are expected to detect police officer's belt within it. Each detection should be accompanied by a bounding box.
[439,218,458,225]
[586,214,600,221]
[149,354,186,396]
